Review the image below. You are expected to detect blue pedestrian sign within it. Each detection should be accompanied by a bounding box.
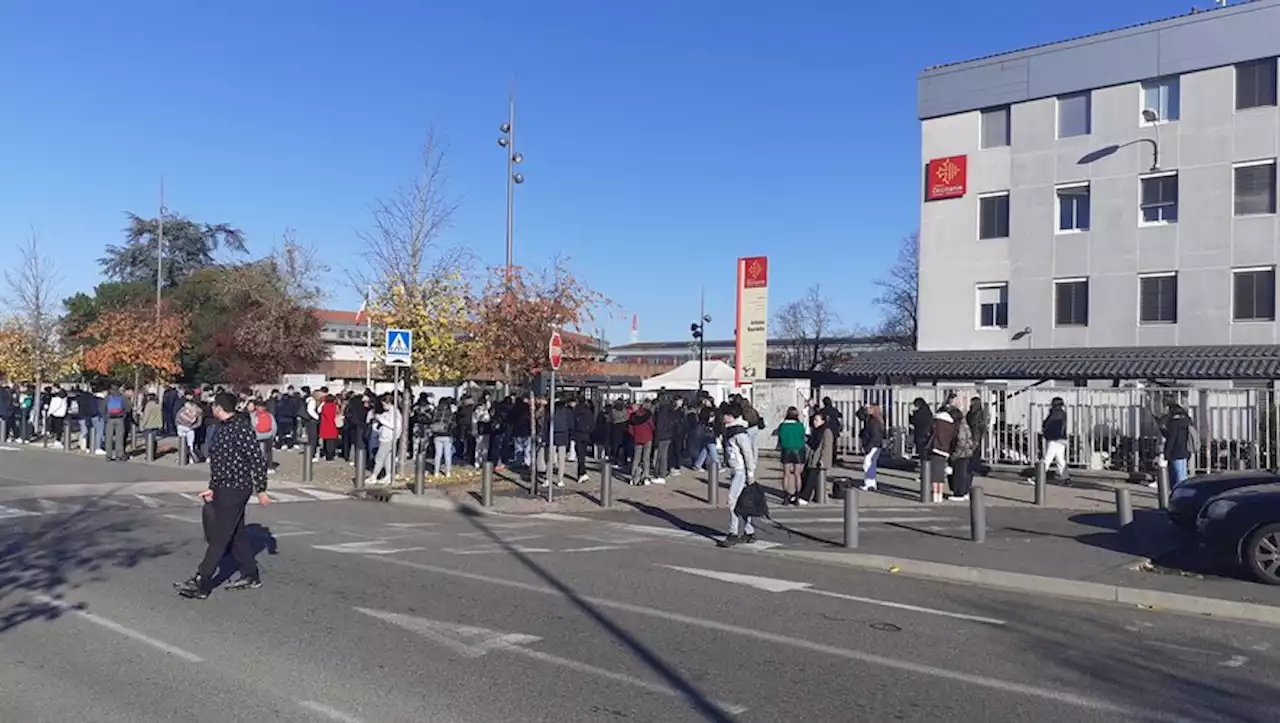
[385,328,413,366]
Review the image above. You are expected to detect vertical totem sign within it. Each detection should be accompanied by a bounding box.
[734,256,769,386]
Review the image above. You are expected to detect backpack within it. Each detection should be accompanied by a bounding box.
[734,482,769,519]
[68,398,79,417]
[106,395,125,418]
[254,408,273,435]
[951,419,975,460]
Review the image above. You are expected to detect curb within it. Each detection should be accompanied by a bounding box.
[388,490,497,516]
[771,548,1280,626]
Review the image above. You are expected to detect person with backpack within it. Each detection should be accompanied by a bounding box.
[947,408,976,502]
[775,406,807,505]
[176,391,204,462]
[103,386,130,461]
[247,398,278,474]
[719,402,759,547]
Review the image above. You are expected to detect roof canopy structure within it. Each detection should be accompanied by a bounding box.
[641,360,736,390]
[833,345,1280,381]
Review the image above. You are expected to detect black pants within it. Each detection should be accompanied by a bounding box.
[799,467,823,502]
[323,438,337,461]
[197,489,258,581]
[575,440,591,479]
[949,456,973,497]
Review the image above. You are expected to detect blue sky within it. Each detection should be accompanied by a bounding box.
[0,0,1192,343]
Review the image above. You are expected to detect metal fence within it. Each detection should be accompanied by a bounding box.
[786,383,1279,476]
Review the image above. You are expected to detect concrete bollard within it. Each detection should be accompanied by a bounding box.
[355,446,366,489]
[179,436,190,466]
[146,431,157,462]
[0,419,6,444]
[970,485,987,543]
[818,468,829,505]
[62,424,71,452]
[600,463,612,509]
[1157,463,1171,510]
[1034,462,1047,506]
[843,485,859,549]
[919,457,931,504]
[708,457,720,507]
[414,450,426,495]
[303,443,314,483]
[482,462,494,507]
[1115,487,1133,529]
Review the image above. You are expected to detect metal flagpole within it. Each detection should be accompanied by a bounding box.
[364,287,372,389]
[155,178,165,320]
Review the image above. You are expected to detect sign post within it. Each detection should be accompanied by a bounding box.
[734,256,769,387]
[546,331,563,501]
[385,329,413,486]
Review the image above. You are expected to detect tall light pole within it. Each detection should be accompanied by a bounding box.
[155,178,166,321]
[690,287,711,395]
[497,84,525,280]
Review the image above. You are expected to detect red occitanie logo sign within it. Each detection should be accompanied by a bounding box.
[742,256,768,289]
[925,155,967,201]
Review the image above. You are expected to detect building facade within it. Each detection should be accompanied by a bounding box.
[918,0,1280,352]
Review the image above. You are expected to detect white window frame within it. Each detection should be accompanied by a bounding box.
[1137,271,1178,325]
[1232,159,1278,217]
[1056,91,1092,139]
[1232,266,1278,323]
[1053,277,1090,327]
[975,282,1009,330]
[1139,171,1179,227]
[1140,76,1180,125]
[977,191,1011,240]
[1055,182,1090,234]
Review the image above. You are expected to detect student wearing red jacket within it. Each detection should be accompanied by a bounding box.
[627,401,656,485]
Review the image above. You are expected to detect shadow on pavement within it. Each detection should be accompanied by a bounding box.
[0,499,176,634]
[456,506,737,722]
[620,501,721,541]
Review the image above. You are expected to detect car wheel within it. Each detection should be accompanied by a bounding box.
[1243,523,1280,585]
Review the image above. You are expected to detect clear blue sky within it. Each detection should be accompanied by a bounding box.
[0,0,1191,344]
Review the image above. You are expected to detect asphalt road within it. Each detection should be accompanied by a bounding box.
[1,468,1278,721]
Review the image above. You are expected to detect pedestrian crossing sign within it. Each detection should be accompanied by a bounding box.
[385,328,413,366]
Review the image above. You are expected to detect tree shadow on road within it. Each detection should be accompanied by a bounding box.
[0,501,176,634]
[456,506,738,722]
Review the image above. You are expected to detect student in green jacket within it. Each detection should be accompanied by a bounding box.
[775,406,807,505]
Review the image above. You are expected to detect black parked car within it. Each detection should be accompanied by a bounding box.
[1196,483,1280,585]
[1168,470,1280,531]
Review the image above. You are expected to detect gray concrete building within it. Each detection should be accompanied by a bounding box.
[917,0,1280,352]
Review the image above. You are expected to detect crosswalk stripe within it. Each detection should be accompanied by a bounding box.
[771,516,953,524]
[37,499,81,514]
[293,487,348,501]
[260,491,309,503]
[178,493,204,503]
[0,504,39,519]
[134,494,162,508]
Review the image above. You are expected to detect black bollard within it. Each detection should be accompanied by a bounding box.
[414,450,426,495]
[482,462,494,507]
[708,457,720,507]
[62,423,71,452]
[600,463,612,509]
[303,442,314,483]
[355,446,366,489]
[1034,462,1047,506]
[1157,463,1171,510]
[843,485,859,549]
[970,486,987,543]
[1115,487,1133,530]
[146,431,157,462]
[919,457,931,503]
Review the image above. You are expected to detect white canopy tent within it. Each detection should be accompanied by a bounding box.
[641,360,742,402]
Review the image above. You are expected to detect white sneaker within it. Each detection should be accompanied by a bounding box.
[1146,481,1158,489]
[670,469,682,477]
[555,480,565,487]
[861,480,877,492]
[578,475,590,483]
[95,449,106,456]
[796,498,809,506]
[650,477,666,485]
[949,494,969,502]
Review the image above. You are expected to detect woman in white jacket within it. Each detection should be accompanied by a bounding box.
[371,394,403,484]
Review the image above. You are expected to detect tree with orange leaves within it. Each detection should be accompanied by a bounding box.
[80,308,186,382]
[470,260,611,382]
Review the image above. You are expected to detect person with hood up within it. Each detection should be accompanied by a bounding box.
[859,403,885,492]
[1040,397,1070,483]
[651,397,679,484]
[910,398,933,458]
[775,406,807,504]
[799,412,835,504]
[719,402,759,547]
[1160,402,1196,488]
[627,401,656,485]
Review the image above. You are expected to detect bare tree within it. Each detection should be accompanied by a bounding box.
[772,284,849,372]
[274,228,329,308]
[3,232,63,434]
[873,231,919,350]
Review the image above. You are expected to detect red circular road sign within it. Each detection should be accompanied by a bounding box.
[548,331,563,371]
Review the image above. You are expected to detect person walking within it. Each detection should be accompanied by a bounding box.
[1160,402,1196,488]
[1040,397,1070,483]
[859,403,885,492]
[775,406,807,505]
[719,403,759,547]
[175,392,269,599]
[371,394,402,483]
[799,412,835,505]
[176,391,204,462]
[247,398,278,474]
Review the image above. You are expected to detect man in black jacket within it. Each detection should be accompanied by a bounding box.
[652,398,679,483]
[1040,397,1070,483]
[175,392,270,600]
[1161,403,1195,488]
[572,397,594,483]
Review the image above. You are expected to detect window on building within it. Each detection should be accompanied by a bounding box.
[1055,278,1089,326]
[1234,161,1277,216]
[1056,183,1091,232]
[1141,76,1181,123]
[1139,273,1178,324]
[1236,58,1278,110]
[1140,173,1179,224]
[1233,267,1277,322]
[978,192,1010,239]
[980,106,1010,149]
[1057,91,1092,138]
[976,283,1009,329]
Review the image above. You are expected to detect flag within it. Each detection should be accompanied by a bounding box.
[353,296,368,326]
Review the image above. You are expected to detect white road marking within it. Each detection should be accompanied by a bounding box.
[386,522,437,528]
[134,494,162,508]
[294,487,349,501]
[1221,655,1249,668]
[162,513,202,524]
[296,700,366,723]
[271,530,318,538]
[0,445,19,451]
[355,608,748,715]
[804,588,1007,626]
[178,493,204,503]
[94,497,132,508]
[257,491,309,504]
[770,516,953,524]
[0,504,39,519]
[312,540,425,555]
[358,558,1145,718]
[557,545,625,554]
[31,594,203,662]
[37,498,81,514]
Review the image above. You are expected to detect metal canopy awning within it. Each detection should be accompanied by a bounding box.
[830,345,1280,381]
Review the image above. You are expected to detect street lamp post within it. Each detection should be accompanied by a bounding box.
[498,85,525,392]
[155,178,166,321]
[690,288,712,395]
